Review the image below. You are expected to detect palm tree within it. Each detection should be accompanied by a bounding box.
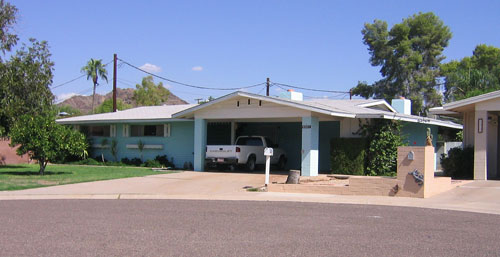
[81,59,108,114]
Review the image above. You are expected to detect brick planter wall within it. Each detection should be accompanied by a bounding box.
[0,138,30,165]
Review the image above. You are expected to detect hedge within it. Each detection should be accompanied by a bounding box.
[330,138,367,175]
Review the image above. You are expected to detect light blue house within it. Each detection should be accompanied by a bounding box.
[57,91,462,176]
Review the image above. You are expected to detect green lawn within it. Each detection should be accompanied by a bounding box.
[0,164,167,191]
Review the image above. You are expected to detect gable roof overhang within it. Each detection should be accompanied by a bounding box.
[355,112,462,129]
[172,91,356,119]
[442,90,500,112]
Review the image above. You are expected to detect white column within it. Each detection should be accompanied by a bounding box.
[230,121,236,145]
[301,116,319,176]
[194,118,207,171]
[474,110,488,180]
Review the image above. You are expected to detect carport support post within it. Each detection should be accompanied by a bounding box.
[474,110,488,180]
[301,116,319,176]
[194,118,207,171]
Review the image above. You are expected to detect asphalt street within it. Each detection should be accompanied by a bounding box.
[0,200,499,256]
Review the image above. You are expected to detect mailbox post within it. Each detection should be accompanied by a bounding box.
[264,147,273,186]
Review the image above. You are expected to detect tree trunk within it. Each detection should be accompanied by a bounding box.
[91,82,97,114]
[39,160,47,175]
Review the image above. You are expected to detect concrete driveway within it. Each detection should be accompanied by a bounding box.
[1,171,500,215]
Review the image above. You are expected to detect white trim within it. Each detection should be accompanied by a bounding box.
[110,125,117,137]
[443,90,500,110]
[164,124,171,137]
[172,91,355,119]
[126,144,164,150]
[428,107,459,115]
[358,100,397,113]
[92,144,110,149]
[122,124,129,138]
[57,118,191,125]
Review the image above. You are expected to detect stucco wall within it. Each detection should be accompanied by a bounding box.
[89,121,194,168]
[401,122,438,148]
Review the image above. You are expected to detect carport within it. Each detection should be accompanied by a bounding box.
[172,91,354,176]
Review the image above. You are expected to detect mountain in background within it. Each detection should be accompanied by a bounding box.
[57,88,188,114]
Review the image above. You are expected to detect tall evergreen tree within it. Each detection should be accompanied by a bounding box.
[352,12,452,115]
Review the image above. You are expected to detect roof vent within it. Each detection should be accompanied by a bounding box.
[279,89,303,101]
[391,97,411,115]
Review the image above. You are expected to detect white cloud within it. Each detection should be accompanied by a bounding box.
[139,63,162,73]
[56,92,80,102]
[192,66,203,71]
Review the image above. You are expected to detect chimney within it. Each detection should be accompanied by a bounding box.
[279,89,303,101]
[391,97,411,115]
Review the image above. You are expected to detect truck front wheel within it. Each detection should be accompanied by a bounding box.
[246,156,256,171]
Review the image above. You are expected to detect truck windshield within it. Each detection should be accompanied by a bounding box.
[236,137,263,146]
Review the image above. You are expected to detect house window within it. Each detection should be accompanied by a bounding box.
[130,125,164,137]
[81,125,111,137]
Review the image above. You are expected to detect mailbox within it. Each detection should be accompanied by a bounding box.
[264,147,273,156]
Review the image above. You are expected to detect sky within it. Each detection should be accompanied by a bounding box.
[9,0,500,104]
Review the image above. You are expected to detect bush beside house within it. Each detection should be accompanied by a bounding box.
[330,138,366,175]
[441,146,474,179]
[330,119,405,176]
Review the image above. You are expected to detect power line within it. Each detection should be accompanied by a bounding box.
[118,58,266,91]
[271,81,350,94]
[51,60,113,89]
[51,74,85,89]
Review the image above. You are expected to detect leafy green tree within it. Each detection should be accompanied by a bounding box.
[81,59,108,113]
[0,0,18,58]
[95,98,131,114]
[351,12,452,115]
[441,44,500,101]
[0,1,55,136]
[358,119,405,176]
[133,76,170,106]
[0,39,54,135]
[9,113,88,175]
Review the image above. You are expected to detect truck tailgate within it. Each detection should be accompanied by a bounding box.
[206,145,237,158]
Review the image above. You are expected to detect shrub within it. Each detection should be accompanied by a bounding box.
[121,157,143,166]
[358,119,405,176]
[441,146,474,179]
[77,158,101,166]
[154,155,175,168]
[143,160,162,168]
[330,138,366,175]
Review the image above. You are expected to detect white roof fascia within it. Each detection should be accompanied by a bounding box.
[428,107,459,115]
[173,91,356,118]
[381,114,463,129]
[354,112,462,129]
[443,90,500,110]
[358,100,397,113]
[56,118,191,125]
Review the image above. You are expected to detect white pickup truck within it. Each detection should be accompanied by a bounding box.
[205,136,287,171]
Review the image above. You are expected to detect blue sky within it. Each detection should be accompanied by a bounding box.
[10,0,500,103]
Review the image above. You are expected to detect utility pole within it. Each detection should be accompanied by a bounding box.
[113,53,117,112]
[195,98,203,104]
[266,77,270,96]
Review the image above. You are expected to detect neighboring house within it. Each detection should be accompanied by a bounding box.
[430,90,500,180]
[57,91,461,176]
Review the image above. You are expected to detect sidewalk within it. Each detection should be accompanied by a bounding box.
[1,171,499,215]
